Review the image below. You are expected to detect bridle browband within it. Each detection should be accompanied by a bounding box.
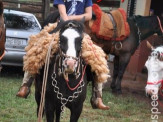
[64,22,79,29]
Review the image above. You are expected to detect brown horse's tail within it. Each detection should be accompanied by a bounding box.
[0,1,3,15]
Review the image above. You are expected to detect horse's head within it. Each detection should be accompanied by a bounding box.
[57,19,85,80]
[133,15,163,40]
[145,42,163,97]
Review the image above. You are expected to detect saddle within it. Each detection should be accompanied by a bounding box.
[89,4,130,41]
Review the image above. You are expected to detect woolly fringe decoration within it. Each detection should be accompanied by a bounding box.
[23,23,110,83]
[82,34,110,83]
[23,23,59,75]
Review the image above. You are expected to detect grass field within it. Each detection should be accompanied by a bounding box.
[0,72,163,122]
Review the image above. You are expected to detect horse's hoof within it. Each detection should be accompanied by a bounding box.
[111,89,117,93]
[112,89,122,95]
[116,90,122,94]
[110,84,116,89]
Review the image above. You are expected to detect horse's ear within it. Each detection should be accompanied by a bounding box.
[147,41,154,50]
[59,17,65,23]
[80,17,85,24]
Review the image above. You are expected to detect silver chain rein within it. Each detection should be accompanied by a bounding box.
[51,71,85,118]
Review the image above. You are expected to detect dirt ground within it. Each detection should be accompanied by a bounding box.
[104,62,163,113]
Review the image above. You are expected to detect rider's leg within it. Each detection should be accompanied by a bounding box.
[16,71,34,98]
[91,82,110,110]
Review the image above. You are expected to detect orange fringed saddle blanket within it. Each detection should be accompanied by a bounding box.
[89,4,130,41]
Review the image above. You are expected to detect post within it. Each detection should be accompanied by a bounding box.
[42,0,50,20]
[120,0,129,13]
[135,0,151,16]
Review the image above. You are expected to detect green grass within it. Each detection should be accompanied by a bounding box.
[0,75,163,122]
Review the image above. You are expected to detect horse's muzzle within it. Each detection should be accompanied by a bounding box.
[64,58,77,74]
[145,88,159,98]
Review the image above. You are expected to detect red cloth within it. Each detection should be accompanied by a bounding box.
[90,4,130,41]
[121,0,125,2]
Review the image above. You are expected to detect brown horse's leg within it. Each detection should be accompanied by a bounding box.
[110,56,119,92]
[115,54,131,94]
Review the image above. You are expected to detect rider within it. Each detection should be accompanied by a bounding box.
[16,0,109,110]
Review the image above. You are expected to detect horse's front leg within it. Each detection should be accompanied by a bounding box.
[70,102,83,122]
[35,75,43,117]
[115,54,131,94]
[35,90,41,116]
[110,56,119,92]
[45,93,56,122]
[55,103,61,122]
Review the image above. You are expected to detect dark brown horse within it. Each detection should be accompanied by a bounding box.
[0,1,6,63]
[86,15,163,94]
[44,10,163,94]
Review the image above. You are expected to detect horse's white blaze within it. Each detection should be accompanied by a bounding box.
[62,28,80,57]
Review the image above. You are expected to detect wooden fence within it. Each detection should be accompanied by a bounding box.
[2,0,56,25]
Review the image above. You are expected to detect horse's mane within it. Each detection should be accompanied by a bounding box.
[0,1,3,15]
[43,10,60,27]
[50,20,84,34]
[130,15,163,27]
[129,15,160,30]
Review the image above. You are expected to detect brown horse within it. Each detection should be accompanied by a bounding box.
[0,1,6,63]
[85,15,163,94]
[44,10,163,94]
